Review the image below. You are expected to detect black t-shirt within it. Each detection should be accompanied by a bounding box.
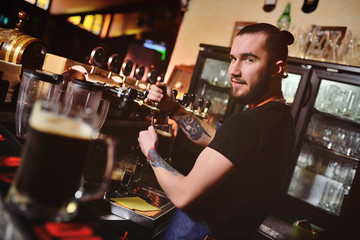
[201,101,295,240]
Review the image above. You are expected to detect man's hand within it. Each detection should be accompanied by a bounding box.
[145,82,177,112]
[138,126,159,157]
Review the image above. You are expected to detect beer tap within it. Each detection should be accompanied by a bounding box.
[122,60,133,78]
[106,54,122,79]
[202,100,212,118]
[89,47,105,74]
[187,93,196,112]
[181,93,189,108]
[134,65,145,86]
[117,88,138,118]
[194,98,205,115]
[147,69,158,85]
[172,89,178,100]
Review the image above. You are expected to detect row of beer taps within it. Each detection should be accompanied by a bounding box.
[66,47,212,123]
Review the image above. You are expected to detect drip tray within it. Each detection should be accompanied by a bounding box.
[90,186,175,234]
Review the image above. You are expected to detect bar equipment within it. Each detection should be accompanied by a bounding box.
[0,11,47,70]
[15,69,64,138]
[278,58,360,237]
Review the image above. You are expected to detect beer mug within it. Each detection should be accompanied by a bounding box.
[153,123,174,163]
[107,146,145,198]
[6,99,116,221]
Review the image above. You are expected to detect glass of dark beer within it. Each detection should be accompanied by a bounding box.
[153,124,174,163]
[5,100,116,221]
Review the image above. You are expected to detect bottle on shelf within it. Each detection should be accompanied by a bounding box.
[302,0,319,14]
[263,0,277,12]
[277,3,291,31]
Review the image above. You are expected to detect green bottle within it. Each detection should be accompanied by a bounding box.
[277,3,291,30]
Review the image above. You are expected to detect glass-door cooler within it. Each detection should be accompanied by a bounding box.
[283,62,360,237]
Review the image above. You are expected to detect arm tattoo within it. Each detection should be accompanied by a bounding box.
[176,113,211,141]
[147,149,178,176]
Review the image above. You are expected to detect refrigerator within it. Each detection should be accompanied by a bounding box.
[279,58,360,236]
[186,44,360,235]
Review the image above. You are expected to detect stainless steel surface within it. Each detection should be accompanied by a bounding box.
[91,186,175,236]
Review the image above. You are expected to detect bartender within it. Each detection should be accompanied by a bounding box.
[138,23,296,240]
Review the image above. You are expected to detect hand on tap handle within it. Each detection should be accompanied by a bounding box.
[145,81,178,113]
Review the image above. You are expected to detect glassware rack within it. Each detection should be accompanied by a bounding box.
[288,106,359,216]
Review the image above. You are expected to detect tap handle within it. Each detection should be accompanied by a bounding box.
[15,11,28,31]
[107,54,121,74]
[89,47,105,67]
[205,100,212,109]
[189,93,196,104]
[182,93,189,107]
[172,89,178,99]
[157,73,165,83]
[122,59,133,77]
[135,65,145,80]
[198,98,204,108]
[147,69,158,84]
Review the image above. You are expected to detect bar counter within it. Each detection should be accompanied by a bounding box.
[0,112,296,240]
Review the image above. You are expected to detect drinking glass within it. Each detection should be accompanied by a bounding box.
[107,146,145,198]
[330,186,345,215]
[318,182,337,212]
[343,167,357,191]
[342,90,359,118]
[153,123,174,164]
[6,100,116,221]
[316,84,341,114]
[305,114,323,143]
[345,131,360,158]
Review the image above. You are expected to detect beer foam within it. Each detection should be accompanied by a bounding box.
[30,108,94,140]
[155,129,172,137]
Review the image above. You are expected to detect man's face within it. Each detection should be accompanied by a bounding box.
[228,33,272,105]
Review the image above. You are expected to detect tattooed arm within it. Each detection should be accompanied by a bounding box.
[171,103,216,147]
[138,126,234,209]
[145,82,216,147]
[147,149,179,176]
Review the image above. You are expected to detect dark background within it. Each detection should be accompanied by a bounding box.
[0,0,183,74]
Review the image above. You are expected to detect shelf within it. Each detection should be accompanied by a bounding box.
[312,108,360,128]
[304,137,360,163]
[198,79,231,93]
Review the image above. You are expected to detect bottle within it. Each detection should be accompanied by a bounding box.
[302,0,319,14]
[277,3,291,31]
[263,0,277,12]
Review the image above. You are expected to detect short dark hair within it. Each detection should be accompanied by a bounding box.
[237,23,294,65]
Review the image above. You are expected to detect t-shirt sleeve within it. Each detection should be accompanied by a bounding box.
[208,113,263,166]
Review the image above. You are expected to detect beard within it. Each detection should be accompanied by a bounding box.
[229,66,271,106]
